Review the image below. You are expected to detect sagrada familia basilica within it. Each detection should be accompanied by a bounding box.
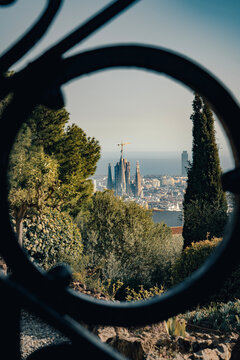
[107,142,142,197]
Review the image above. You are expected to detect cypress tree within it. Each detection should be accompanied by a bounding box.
[183,94,228,247]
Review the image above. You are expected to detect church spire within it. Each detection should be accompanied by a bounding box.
[107,163,113,190]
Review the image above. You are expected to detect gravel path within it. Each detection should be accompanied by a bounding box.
[20,310,70,359]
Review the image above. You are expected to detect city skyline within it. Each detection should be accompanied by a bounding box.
[1,1,239,167]
[95,149,234,176]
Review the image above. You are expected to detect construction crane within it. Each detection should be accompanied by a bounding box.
[118,141,131,156]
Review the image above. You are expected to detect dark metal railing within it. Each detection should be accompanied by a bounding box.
[1,1,240,359]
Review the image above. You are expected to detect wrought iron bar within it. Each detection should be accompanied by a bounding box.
[0,0,62,73]
[45,0,140,57]
[0,1,240,359]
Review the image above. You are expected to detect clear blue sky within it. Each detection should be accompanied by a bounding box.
[1,0,239,170]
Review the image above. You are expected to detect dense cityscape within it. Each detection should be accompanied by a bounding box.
[93,173,187,213]
[91,147,189,228]
[92,146,233,227]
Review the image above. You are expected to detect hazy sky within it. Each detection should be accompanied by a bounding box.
[1,0,239,170]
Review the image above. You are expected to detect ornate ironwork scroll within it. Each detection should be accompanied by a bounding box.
[1,1,240,359]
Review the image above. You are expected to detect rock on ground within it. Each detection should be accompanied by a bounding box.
[20,305,239,360]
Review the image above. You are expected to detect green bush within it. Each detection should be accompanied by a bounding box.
[79,190,183,289]
[23,209,83,270]
[171,238,221,285]
[171,238,240,302]
[184,300,240,333]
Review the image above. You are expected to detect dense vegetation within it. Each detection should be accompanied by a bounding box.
[8,104,100,246]
[5,99,182,295]
[183,94,228,247]
[77,190,183,294]
[2,73,239,360]
[5,91,238,311]
[171,238,222,286]
[184,299,240,333]
[22,209,83,270]
[172,238,240,302]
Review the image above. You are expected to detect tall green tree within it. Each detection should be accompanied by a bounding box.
[26,106,101,216]
[26,105,69,155]
[54,124,101,216]
[8,124,59,246]
[7,104,101,244]
[183,94,228,247]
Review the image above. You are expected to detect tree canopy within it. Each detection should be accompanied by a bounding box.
[183,94,228,247]
[54,124,100,216]
[26,105,69,155]
[8,124,59,246]
[7,104,101,244]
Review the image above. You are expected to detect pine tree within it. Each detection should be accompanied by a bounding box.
[7,104,101,244]
[182,94,228,247]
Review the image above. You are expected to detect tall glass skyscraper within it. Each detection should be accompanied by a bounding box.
[181,150,188,176]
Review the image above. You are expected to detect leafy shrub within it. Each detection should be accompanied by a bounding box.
[125,284,164,301]
[80,190,183,289]
[171,238,221,285]
[23,209,83,270]
[171,238,240,302]
[184,300,240,333]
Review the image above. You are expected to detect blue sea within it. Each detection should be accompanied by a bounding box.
[152,210,183,227]
[95,151,234,176]
[96,152,182,175]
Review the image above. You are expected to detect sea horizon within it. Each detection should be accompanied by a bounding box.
[95,151,234,176]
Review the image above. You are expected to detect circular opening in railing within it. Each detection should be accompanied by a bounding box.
[7,68,235,305]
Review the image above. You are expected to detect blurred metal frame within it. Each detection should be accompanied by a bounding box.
[1,1,240,359]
